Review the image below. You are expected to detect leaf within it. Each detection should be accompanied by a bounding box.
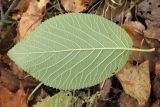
[8,13,133,90]
[16,0,49,42]
[33,91,72,107]
[116,61,151,107]
[121,22,150,63]
[61,0,97,12]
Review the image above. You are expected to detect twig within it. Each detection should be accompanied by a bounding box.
[0,0,19,30]
[5,0,19,17]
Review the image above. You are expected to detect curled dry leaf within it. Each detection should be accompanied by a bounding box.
[0,84,27,107]
[116,61,151,107]
[61,0,96,12]
[16,0,49,42]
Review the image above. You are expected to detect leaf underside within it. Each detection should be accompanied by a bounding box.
[8,13,133,90]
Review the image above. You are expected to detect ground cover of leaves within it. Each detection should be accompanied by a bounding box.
[0,0,160,107]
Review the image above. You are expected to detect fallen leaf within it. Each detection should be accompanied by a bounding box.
[16,0,49,42]
[116,61,151,107]
[38,0,50,12]
[33,91,72,107]
[121,22,148,62]
[137,0,160,28]
[61,0,96,12]
[120,92,139,107]
[144,28,160,42]
[0,84,27,107]
[12,0,31,21]
[143,29,160,74]
[14,0,31,12]
[137,0,160,21]
[122,22,145,48]
[145,20,160,29]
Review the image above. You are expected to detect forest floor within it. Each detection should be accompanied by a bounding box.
[0,0,160,107]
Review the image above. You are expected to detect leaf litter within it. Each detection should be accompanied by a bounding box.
[116,61,151,107]
[0,0,160,106]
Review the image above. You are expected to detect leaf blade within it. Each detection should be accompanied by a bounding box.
[8,13,133,90]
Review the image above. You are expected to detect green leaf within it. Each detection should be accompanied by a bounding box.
[33,91,72,107]
[8,13,133,90]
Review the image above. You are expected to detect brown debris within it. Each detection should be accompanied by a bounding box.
[116,61,151,107]
[137,0,160,28]
[144,28,160,42]
[0,67,20,92]
[96,0,130,24]
[138,0,160,21]
[121,22,149,62]
[16,0,49,42]
[61,0,97,12]
[0,84,28,107]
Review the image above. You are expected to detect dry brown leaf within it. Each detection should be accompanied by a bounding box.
[0,84,27,107]
[61,0,96,12]
[144,28,160,42]
[121,22,148,62]
[15,0,31,12]
[137,0,160,28]
[121,22,145,48]
[116,61,151,107]
[137,0,160,21]
[38,0,50,12]
[16,0,49,42]
[12,0,31,21]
